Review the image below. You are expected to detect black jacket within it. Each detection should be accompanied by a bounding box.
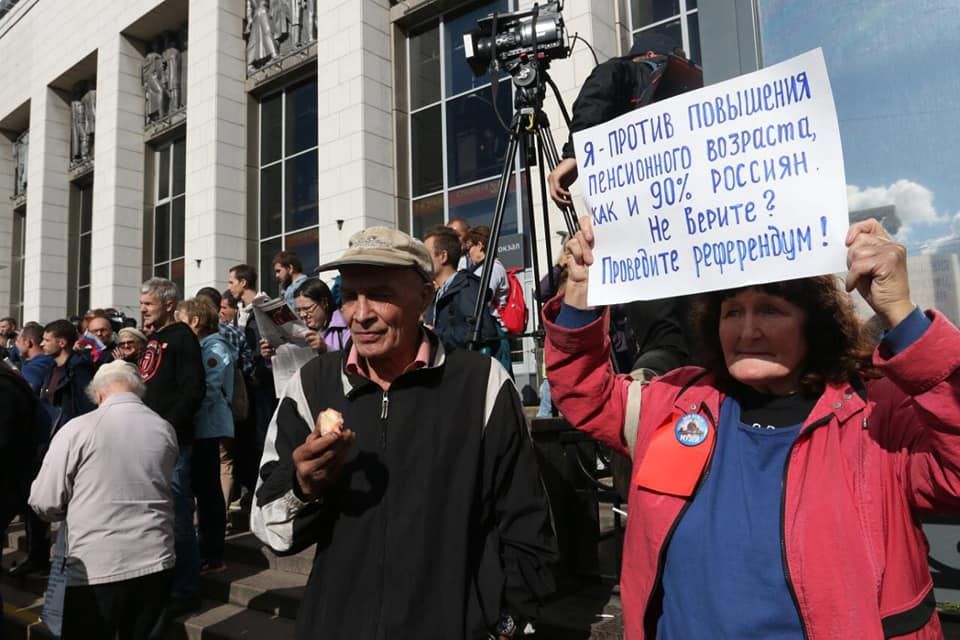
[140,321,205,446]
[39,352,96,433]
[0,367,39,534]
[252,334,556,639]
[561,55,662,159]
[426,270,499,352]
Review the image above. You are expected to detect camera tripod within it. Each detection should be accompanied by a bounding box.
[467,61,580,351]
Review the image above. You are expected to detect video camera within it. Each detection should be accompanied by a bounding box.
[462,1,568,78]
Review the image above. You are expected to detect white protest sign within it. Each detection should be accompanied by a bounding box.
[574,48,848,306]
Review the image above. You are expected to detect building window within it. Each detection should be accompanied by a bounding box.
[629,0,701,65]
[9,207,25,324]
[406,0,523,239]
[258,77,319,298]
[153,137,186,296]
[75,182,93,315]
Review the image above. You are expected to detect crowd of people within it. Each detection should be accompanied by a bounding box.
[2,29,960,640]
[0,222,539,638]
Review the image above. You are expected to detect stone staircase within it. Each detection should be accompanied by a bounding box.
[1,518,306,640]
[2,517,624,639]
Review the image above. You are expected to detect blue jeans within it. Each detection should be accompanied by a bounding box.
[171,443,200,597]
[536,379,553,417]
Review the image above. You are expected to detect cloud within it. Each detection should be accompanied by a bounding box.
[921,212,960,255]
[847,179,940,226]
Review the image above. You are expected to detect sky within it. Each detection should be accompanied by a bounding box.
[757,0,960,255]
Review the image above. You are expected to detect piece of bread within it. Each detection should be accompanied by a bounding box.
[317,408,344,436]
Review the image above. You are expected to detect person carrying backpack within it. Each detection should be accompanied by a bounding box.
[466,225,519,375]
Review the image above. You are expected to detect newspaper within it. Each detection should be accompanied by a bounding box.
[250,294,311,348]
[271,343,318,397]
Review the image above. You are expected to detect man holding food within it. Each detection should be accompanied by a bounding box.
[251,227,556,640]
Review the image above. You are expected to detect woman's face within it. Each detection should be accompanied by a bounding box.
[468,241,485,265]
[295,295,328,331]
[718,288,808,395]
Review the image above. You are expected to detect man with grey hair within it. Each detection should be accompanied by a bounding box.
[253,227,556,639]
[138,277,205,619]
[29,360,178,638]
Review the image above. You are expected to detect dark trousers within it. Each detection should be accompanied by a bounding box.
[22,506,50,563]
[62,569,172,639]
[191,437,225,563]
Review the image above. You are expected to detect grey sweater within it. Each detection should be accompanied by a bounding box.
[29,392,178,586]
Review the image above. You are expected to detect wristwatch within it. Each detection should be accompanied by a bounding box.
[494,614,517,638]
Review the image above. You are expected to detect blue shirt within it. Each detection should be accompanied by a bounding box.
[657,398,804,639]
[21,354,54,394]
[284,274,308,312]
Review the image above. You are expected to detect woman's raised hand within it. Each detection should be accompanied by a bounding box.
[564,215,595,310]
[845,218,914,328]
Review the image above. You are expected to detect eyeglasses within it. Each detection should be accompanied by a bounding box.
[295,302,319,316]
[118,341,139,348]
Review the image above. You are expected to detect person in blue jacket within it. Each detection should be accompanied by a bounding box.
[176,297,235,575]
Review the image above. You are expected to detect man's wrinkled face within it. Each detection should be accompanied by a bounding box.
[140,292,174,328]
[340,265,433,366]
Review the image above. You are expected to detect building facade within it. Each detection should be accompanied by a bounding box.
[1,0,957,335]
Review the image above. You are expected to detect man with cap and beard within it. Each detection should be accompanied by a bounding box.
[252,227,556,640]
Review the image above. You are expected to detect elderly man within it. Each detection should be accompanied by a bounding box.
[29,361,178,638]
[252,227,556,640]
[139,277,206,617]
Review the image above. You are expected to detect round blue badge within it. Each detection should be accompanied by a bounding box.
[674,413,709,447]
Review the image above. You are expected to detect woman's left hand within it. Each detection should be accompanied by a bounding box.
[845,218,915,328]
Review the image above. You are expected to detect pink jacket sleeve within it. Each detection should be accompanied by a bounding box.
[873,310,960,513]
[542,296,633,456]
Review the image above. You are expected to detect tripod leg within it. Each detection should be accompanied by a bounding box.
[468,121,523,351]
[536,127,580,236]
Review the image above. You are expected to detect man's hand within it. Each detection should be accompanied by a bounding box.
[563,215,595,310]
[548,158,578,207]
[845,218,914,329]
[292,426,355,500]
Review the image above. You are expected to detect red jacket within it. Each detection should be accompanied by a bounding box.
[544,297,960,639]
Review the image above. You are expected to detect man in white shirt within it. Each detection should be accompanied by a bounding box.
[29,360,178,638]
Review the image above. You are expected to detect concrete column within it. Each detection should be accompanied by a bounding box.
[184,0,247,292]
[91,34,146,316]
[0,136,13,317]
[24,87,71,322]
[316,0,395,264]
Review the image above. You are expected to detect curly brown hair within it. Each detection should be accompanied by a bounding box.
[689,275,874,395]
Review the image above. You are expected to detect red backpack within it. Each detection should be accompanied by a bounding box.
[498,267,528,335]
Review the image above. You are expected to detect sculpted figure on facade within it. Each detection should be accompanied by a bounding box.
[243,0,316,74]
[246,0,278,71]
[142,40,166,122]
[13,130,28,197]
[162,32,182,112]
[70,85,96,162]
[298,0,316,45]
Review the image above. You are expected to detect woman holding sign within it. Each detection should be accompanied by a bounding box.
[544,216,960,639]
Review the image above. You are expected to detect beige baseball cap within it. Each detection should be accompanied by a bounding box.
[317,226,434,281]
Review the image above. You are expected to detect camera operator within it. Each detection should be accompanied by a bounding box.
[546,31,692,379]
[548,32,685,206]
